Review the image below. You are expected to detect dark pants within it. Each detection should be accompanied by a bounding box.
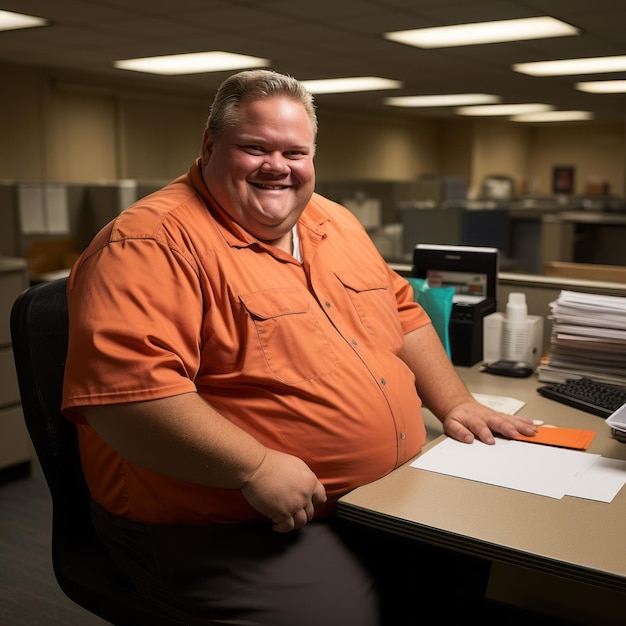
[91,501,491,626]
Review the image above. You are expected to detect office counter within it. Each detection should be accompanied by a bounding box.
[337,366,626,620]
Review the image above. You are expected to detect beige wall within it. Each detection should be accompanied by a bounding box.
[315,110,441,181]
[0,65,209,183]
[118,95,207,180]
[0,62,625,197]
[0,66,46,180]
[469,120,531,197]
[527,123,626,197]
[45,89,119,181]
[439,119,474,184]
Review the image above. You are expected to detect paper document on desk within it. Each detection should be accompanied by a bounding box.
[566,457,626,502]
[471,393,525,414]
[411,438,626,502]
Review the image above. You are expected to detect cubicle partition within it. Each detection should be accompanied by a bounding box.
[0,180,164,280]
[399,204,512,263]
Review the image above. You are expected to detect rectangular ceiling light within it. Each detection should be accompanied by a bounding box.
[457,103,553,116]
[300,77,402,94]
[576,80,626,93]
[114,51,270,75]
[514,55,626,76]
[0,9,48,31]
[384,17,579,49]
[511,110,593,122]
[385,93,499,107]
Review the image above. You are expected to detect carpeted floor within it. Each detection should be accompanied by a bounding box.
[0,464,107,625]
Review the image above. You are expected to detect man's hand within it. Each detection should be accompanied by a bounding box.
[399,325,537,446]
[442,400,538,445]
[241,449,327,533]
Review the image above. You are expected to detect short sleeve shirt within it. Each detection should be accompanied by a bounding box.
[62,160,431,524]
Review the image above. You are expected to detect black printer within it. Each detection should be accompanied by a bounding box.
[412,244,499,366]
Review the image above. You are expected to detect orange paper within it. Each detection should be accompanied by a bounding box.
[512,425,596,450]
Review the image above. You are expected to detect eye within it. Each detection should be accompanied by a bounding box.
[284,150,308,159]
[240,145,266,155]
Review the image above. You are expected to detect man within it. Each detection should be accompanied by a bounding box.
[62,69,536,625]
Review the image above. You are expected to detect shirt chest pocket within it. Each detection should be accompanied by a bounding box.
[336,270,405,352]
[239,288,339,384]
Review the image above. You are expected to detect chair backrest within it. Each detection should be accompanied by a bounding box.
[10,277,179,626]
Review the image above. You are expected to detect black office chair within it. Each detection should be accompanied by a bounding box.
[10,277,179,626]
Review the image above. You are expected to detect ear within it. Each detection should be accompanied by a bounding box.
[200,128,215,164]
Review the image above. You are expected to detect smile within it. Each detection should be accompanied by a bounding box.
[252,182,289,190]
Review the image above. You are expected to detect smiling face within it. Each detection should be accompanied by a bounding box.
[200,96,316,249]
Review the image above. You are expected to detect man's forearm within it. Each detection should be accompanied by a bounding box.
[80,391,268,488]
[398,324,474,420]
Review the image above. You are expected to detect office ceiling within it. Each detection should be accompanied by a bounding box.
[1,0,626,122]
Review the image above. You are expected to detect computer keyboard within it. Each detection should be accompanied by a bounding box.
[537,377,626,418]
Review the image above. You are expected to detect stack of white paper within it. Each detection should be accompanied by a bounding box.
[537,290,626,386]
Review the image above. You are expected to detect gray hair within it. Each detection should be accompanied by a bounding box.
[206,69,318,140]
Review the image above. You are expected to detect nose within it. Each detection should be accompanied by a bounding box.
[261,152,289,174]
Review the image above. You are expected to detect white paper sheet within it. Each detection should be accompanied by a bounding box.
[472,392,526,415]
[410,437,606,499]
[45,184,69,234]
[18,183,45,233]
[566,456,626,502]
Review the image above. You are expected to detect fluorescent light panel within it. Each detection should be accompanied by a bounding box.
[0,9,48,31]
[514,55,626,76]
[385,93,499,107]
[300,77,402,94]
[114,51,270,75]
[576,80,626,93]
[457,103,553,116]
[511,110,593,122]
[384,17,579,49]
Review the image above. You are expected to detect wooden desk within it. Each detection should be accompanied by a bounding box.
[337,367,626,596]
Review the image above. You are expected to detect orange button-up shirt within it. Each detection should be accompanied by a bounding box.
[62,160,430,524]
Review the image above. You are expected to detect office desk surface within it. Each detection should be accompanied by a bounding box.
[337,366,626,594]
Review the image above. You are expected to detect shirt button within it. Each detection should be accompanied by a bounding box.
[380,378,386,385]
[351,339,357,345]
[400,433,406,439]
[325,301,331,308]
